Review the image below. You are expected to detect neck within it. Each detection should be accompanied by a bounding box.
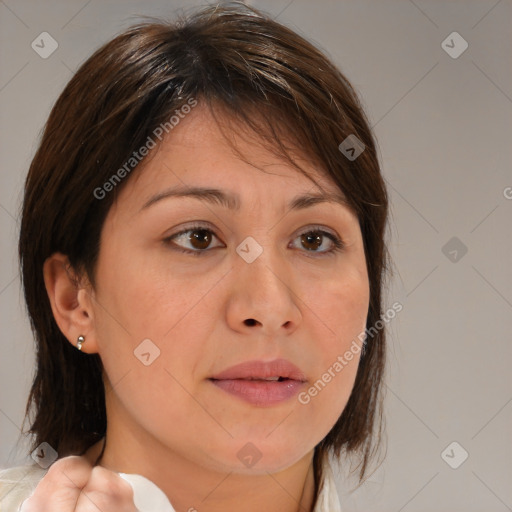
[85,411,317,512]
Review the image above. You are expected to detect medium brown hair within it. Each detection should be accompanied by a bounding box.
[18,2,389,505]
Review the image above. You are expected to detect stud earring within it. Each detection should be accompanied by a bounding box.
[77,335,85,351]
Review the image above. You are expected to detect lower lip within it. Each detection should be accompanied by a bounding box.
[209,378,305,406]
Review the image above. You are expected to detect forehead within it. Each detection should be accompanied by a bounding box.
[119,102,347,209]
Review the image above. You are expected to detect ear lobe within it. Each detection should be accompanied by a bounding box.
[43,252,99,353]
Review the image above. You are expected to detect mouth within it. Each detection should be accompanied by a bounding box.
[225,376,288,381]
[208,359,307,406]
[211,376,294,382]
[209,358,307,382]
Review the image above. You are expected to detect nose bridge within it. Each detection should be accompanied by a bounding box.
[230,232,301,332]
[236,231,286,293]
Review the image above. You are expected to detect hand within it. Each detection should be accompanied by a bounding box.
[20,456,137,511]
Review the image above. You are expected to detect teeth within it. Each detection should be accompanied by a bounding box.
[248,377,280,381]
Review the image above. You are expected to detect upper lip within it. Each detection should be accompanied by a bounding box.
[209,358,307,382]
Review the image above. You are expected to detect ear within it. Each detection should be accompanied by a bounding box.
[43,252,99,353]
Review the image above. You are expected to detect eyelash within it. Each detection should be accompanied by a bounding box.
[163,223,345,257]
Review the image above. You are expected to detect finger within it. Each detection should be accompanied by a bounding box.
[20,456,93,512]
[76,465,136,512]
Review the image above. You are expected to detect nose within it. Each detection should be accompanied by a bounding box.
[225,247,302,337]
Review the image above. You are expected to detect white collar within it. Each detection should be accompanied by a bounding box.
[312,457,342,512]
[119,457,341,512]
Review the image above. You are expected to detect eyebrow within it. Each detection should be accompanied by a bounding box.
[140,185,350,212]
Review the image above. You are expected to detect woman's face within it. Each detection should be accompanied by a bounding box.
[89,104,369,474]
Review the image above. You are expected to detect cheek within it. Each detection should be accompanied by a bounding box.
[311,261,370,354]
[93,242,197,339]
[298,263,369,424]
[91,246,223,390]
[298,308,365,440]
[297,353,361,446]
[90,259,207,427]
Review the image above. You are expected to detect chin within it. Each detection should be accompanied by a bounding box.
[209,436,314,475]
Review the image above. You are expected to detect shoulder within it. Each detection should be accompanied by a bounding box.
[0,464,47,511]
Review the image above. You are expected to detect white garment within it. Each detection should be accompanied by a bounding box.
[0,457,341,511]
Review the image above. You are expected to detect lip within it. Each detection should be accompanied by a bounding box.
[209,358,307,407]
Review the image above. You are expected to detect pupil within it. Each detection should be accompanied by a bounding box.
[302,233,321,251]
[191,229,211,249]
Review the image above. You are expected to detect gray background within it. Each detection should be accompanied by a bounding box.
[1,1,511,510]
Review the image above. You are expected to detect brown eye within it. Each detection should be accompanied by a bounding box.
[165,225,223,255]
[301,232,323,251]
[166,225,343,257]
[291,228,344,255]
[188,229,212,250]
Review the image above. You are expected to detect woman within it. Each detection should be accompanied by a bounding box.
[0,2,389,511]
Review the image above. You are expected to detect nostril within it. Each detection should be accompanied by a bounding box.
[244,318,257,326]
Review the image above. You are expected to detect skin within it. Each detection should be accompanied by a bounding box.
[44,104,370,512]
[20,456,137,512]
